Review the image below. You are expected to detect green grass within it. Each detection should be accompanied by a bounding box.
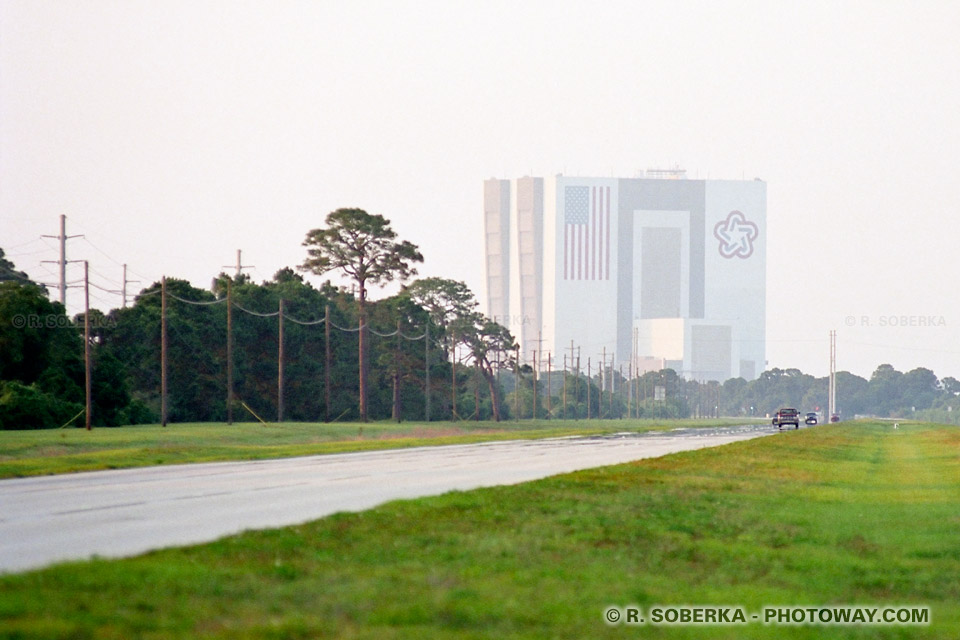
[0,418,756,479]
[1,420,957,638]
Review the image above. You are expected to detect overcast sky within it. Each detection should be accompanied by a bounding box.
[2,0,959,380]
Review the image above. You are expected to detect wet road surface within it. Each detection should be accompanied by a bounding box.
[0,423,777,573]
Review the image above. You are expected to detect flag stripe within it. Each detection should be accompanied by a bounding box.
[586,189,597,280]
[578,224,583,280]
[605,186,611,278]
[598,187,604,279]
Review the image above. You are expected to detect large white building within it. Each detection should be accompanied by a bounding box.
[483,171,766,382]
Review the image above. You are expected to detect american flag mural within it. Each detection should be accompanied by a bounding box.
[563,185,611,281]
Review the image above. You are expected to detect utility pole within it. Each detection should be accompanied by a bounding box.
[587,357,592,420]
[324,305,331,422]
[828,330,837,421]
[546,352,552,419]
[425,322,431,422]
[601,346,606,418]
[83,261,92,431]
[221,249,250,425]
[532,349,537,420]
[122,264,140,308]
[161,277,168,426]
[494,348,501,421]
[618,364,623,419]
[394,319,402,422]
[608,353,615,418]
[532,330,544,420]
[562,353,567,420]
[574,351,580,421]
[226,279,233,425]
[633,327,640,419]
[474,364,480,422]
[42,214,82,307]
[451,329,457,419]
[515,343,520,421]
[225,249,254,279]
[277,299,285,422]
[565,340,577,420]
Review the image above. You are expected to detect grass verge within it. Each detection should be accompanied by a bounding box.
[0,418,755,479]
[1,420,957,638]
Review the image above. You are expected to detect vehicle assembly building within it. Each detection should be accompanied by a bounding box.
[483,170,766,381]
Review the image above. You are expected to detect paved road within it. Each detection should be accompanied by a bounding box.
[0,424,775,573]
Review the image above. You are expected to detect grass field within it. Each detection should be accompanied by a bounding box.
[0,418,756,479]
[1,420,957,639]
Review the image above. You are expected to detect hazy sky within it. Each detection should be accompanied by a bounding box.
[2,0,959,380]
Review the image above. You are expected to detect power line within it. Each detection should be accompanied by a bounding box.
[135,287,163,299]
[167,293,225,306]
[80,236,126,268]
[89,281,122,295]
[845,340,960,355]
[231,302,279,318]
[3,237,46,252]
[285,315,326,326]
[87,264,122,288]
[6,246,52,258]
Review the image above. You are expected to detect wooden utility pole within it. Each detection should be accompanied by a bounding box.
[494,349,501,421]
[562,354,567,420]
[393,319,401,422]
[514,344,520,421]
[83,261,91,430]
[532,349,537,420]
[565,340,577,420]
[618,364,623,418]
[324,305,331,422]
[277,299,285,422]
[574,352,580,421]
[451,329,457,419]
[474,366,480,421]
[587,358,592,420]
[608,353,614,418]
[546,353,552,419]
[226,279,233,425]
[424,322,431,422]
[221,251,250,424]
[161,276,167,426]
[601,346,606,418]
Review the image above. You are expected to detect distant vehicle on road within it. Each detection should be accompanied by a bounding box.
[805,412,818,425]
[772,408,800,430]
[830,414,840,423]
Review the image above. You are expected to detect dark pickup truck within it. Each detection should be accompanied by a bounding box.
[772,407,800,430]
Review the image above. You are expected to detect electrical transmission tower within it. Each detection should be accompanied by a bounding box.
[41,215,83,306]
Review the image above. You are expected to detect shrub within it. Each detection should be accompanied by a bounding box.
[0,380,84,430]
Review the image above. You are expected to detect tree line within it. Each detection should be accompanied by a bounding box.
[2,209,960,428]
